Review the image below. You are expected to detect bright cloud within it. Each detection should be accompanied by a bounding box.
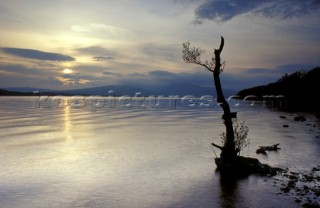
[56,76,91,86]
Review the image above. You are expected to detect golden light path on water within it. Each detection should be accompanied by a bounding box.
[64,104,72,142]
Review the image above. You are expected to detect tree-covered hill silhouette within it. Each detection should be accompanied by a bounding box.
[0,89,33,96]
[237,67,320,113]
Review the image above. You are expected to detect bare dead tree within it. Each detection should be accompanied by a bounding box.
[182,37,283,177]
[182,37,237,167]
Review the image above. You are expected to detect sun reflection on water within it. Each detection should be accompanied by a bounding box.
[64,105,72,142]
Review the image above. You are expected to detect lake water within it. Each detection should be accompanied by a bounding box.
[0,96,319,208]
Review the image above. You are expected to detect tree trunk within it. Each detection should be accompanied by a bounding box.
[213,37,237,166]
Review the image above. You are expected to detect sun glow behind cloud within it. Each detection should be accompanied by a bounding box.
[63,68,73,74]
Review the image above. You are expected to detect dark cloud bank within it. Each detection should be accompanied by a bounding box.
[1,48,75,61]
[194,0,320,23]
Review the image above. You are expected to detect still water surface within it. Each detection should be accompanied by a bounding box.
[0,96,319,207]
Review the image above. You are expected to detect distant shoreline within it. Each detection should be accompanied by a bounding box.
[236,67,320,114]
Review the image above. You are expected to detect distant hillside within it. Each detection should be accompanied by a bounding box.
[0,89,34,96]
[4,87,56,93]
[237,67,320,112]
[2,83,235,97]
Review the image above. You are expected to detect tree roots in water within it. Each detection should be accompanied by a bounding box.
[215,156,283,177]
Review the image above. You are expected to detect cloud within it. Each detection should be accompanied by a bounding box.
[0,63,61,77]
[75,64,107,71]
[71,23,124,34]
[0,63,45,75]
[195,0,262,23]
[194,0,320,23]
[244,64,316,75]
[71,23,128,39]
[113,69,265,91]
[254,0,320,19]
[93,56,115,61]
[140,43,180,61]
[0,63,94,88]
[55,76,91,85]
[149,70,179,79]
[0,63,58,88]
[75,46,117,57]
[115,69,213,90]
[76,46,117,55]
[102,70,123,77]
[229,64,318,89]
[1,47,75,61]
[122,64,318,91]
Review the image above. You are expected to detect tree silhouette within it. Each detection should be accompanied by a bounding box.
[183,37,281,176]
[182,37,238,169]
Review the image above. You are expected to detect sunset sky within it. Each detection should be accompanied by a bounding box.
[1,0,320,91]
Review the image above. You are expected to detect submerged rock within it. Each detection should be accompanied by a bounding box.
[256,143,281,155]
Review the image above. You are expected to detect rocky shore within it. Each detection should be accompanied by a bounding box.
[273,166,320,207]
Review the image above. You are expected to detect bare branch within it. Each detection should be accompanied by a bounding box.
[211,145,218,158]
[182,42,215,72]
[218,36,224,52]
[211,142,223,150]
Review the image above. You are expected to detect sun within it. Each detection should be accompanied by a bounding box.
[63,68,73,74]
